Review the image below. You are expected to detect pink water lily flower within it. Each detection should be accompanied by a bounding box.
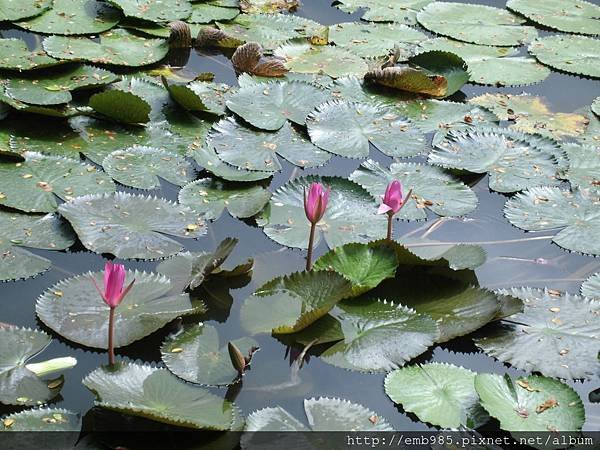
[377,180,405,215]
[304,182,330,224]
[92,262,135,309]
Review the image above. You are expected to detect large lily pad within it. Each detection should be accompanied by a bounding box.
[209,117,331,171]
[306,100,425,159]
[179,177,271,220]
[385,363,486,428]
[349,159,478,220]
[581,273,600,300]
[0,0,51,22]
[475,373,585,432]
[1,408,80,431]
[16,0,121,36]
[240,270,353,334]
[0,38,62,71]
[83,362,234,430]
[189,3,238,23]
[163,78,233,116]
[417,2,538,46]
[43,29,169,67]
[475,287,600,379]
[334,0,433,25]
[507,0,600,36]
[161,324,257,386]
[504,186,600,256]
[0,152,115,213]
[260,176,387,249]
[190,145,273,182]
[528,35,600,78]
[57,192,206,259]
[563,143,600,192]
[37,269,203,349]
[0,210,75,282]
[103,146,195,189]
[225,80,329,130]
[106,0,192,22]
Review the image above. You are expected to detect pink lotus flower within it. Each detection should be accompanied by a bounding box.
[92,262,135,308]
[377,180,405,215]
[304,182,330,224]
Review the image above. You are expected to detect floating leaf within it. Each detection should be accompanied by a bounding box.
[190,145,273,182]
[475,287,600,379]
[240,0,298,14]
[83,362,234,430]
[592,97,600,117]
[0,38,62,71]
[349,159,478,220]
[334,0,433,25]
[189,3,238,23]
[226,80,328,130]
[0,0,51,22]
[37,269,203,349]
[163,78,233,116]
[209,117,331,171]
[504,186,600,256]
[17,0,121,36]
[399,238,487,271]
[107,0,192,22]
[529,35,600,78]
[103,146,195,189]
[475,373,585,433]
[563,143,600,192]
[405,50,470,97]
[161,324,257,386]
[57,192,206,259]
[43,29,169,67]
[89,90,151,125]
[306,100,425,159]
[417,2,538,46]
[0,408,80,431]
[0,152,114,213]
[0,210,75,282]
[385,363,486,428]
[179,177,270,220]
[260,176,387,249]
[581,273,600,300]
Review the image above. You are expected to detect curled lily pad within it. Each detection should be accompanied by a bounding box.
[475,373,585,433]
[0,151,115,213]
[581,273,600,299]
[89,89,151,124]
[209,117,331,171]
[504,186,600,256]
[385,363,486,429]
[225,80,328,131]
[103,146,196,189]
[57,192,206,259]
[334,0,433,25]
[161,324,257,386]
[0,38,62,71]
[0,0,51,22]
[83,362,235,430]
[562,143,600,192]
[107,0,192,22]
[528,35,600,78]
[37,269,204,349]
[231,42,288,77]
[1,408,80,431]
[43,29,169,67]
[196,26,244,49]
[0,210,75,282]
[240,270,353,334]
[245,397,393,431]
[163,78,233,116]
[475,287,600,379]
[260,176,387,249]
[417,2,538,46]
[0,91,84,118]
[349,159,478,221]
[179,178,271,220]
[16,0,121,36]
[306,100,425,159]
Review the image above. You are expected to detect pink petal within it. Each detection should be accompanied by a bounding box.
[377,204,392,214]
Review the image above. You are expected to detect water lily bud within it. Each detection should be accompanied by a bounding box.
[228,342,247,375]
[304,182,330,224]
[377,180,404,215]
[91,262,135,309]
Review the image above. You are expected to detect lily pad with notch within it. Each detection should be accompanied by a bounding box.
[191,145,273,182]
[528,35,600,78]
[0,0,52,22]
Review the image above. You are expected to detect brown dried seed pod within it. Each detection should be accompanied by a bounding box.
[252,58,288,77]
[195,27,242,49]
[168,21,192,49]
[231,42,263,73]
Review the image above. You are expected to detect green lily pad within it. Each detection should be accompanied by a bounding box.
[245,397,393,431]
[1,408,80,431]
[3,65,119,106]
[576,104,600,146]
[385,363,486,428]
[0,0,51,22]
[57,192,206,259]
[0,209,75,282]
[0,151,115,213]
[240,0,298,14]
[329,22,427,58]
[313,241,398,296]
[43,29,169,67]
[475,287,600,379]
[507,0,600,36]
[103,146,195,189]
[106,0,192,22]
[16,0,121,36]
[240,270,353,334]
[225,80,329,130]
[161,324,257,386]
[399,238,487,271]
[0,38,62,71]
[260,176,387,249]
[189,3,238,23]
[417,2,538,46]
[349,159,478,221]
[209,117,331,171]
[191,145,273,182]
[83,362,234,430]
[37,269,203,349]
[475,373,585,432]
[334,0,433,25]
[306,100,425,159]
[0,327,64,406]
[528,35,600,78]
[563,143,600,192]
[89,89,151,124]
[504,186,600,256]
[163,78,233,116]
[581,272,600,300]
[179,177,270,220]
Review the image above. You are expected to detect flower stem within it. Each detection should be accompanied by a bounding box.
[386,213,394,242]
[108,307,116,367]
[306,222,317,271]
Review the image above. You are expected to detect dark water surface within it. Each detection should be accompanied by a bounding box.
[1,0,600,438]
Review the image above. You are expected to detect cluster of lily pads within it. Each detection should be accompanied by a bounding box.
[1,0,599,442]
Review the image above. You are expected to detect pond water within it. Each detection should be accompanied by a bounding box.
[1,0,599,445]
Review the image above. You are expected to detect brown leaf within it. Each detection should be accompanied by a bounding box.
[536,398,558,414]
[168,21,192,49]
[231,42,288,77]
[364,67,447,97]
[517,379,540,392]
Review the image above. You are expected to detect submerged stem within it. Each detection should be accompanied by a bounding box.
[108,307,116,367]
[306,223,317,271]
